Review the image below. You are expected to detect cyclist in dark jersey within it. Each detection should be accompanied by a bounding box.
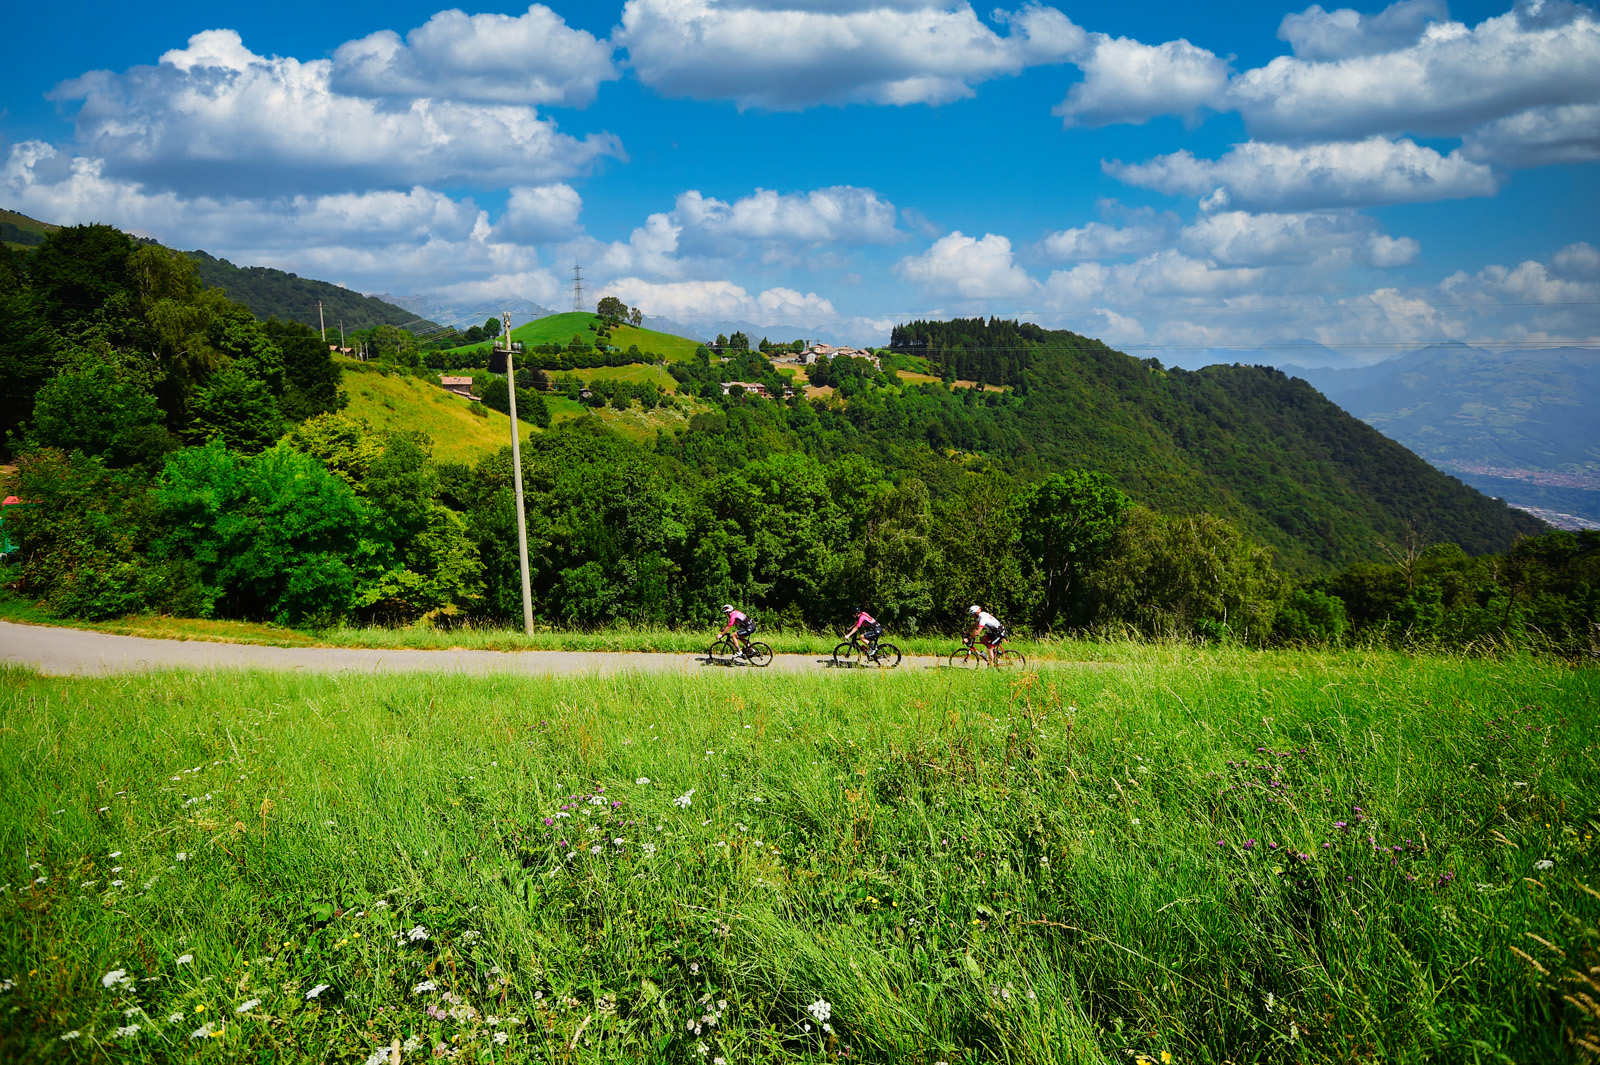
[844,609,883,653]
[720,604,756,660]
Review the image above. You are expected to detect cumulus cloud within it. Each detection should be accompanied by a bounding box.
[616,0,1081,110]
[1229,2,1600,142]
[579,185,900,278]
[52,29,623,196]
[331,5,618,107]
[0,140,581,298]
[673,186,901,246]
[595,277,836,323]
[895,231,1039,300]
[497,184,584,243]
[1461,102,1600,167]
[1038,217,1178,261]
[1107,137,1502,210]
[1277,0,1448,60]
[1053,34,1231,127]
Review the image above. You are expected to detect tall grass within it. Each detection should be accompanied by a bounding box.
[1,649,1595,1062]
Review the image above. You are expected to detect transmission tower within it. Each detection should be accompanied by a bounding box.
[571,264,584,313]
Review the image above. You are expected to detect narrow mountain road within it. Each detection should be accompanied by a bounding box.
[1,620,979,677]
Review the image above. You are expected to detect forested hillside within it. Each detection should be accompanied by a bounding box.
[888,318,1542,570]
[5,225,1588,655]
[185,250,439,335]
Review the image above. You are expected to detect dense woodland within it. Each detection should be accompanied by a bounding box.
[2,224,1594,657]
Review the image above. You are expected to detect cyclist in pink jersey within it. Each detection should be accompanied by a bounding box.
[719,604,756,659]
[843,608,883,652]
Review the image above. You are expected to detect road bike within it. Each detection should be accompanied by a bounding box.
[704,632,773,667]
[830,632,902,668]
[946,634,1026,669]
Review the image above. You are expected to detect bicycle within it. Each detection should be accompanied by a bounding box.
[830,632,902,668]
[704,632,773,667]
[946,634,1026,669]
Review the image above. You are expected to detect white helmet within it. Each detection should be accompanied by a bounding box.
[968,605,982,614]
[721,604,735,613]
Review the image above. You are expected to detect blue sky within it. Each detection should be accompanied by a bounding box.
[3,0,1596,356]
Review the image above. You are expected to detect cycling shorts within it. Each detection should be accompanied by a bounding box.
[979,624,1004,646]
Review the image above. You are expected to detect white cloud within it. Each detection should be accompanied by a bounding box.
[1179,209,1419,267]
[1053,34,1231,127]
[1461,102,1600,168]
[331,5,618,107]
[895,231,1038,300]
[596,277,836,324]
[52,29,623,196]
[1230,2,1600,142]
[498,184,584,243]
[0,140,564,297]
[1552,241,1600,277]
[1366,233,1421,267]
[616,0,1081,110]
[673,186,901,245]
[1107,136,1502,210]
[1038,217,1177,261]
[1277,0,1448,60]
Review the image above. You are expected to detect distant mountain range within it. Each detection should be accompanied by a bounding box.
[1288,343,1600,526]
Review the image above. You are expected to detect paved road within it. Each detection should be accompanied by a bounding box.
[0,620,952,677]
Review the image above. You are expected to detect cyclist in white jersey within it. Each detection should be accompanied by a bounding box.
[968,605,1005,666]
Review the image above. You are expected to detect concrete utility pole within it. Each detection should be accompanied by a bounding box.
[318,301,326,342]
[502,309,534,636]
[339,320,345,352]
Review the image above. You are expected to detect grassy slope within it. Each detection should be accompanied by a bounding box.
[337,362,544,465]
[1,653,1594,1061]
[1,208,59,251]
[444,312,703,361]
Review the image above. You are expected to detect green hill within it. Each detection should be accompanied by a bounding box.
[1,208,59,251]
[184,249,439,335]
[444,311,703,360]
[877,319,1545,572]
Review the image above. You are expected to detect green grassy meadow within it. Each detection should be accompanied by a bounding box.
[441,314,703,361]
[2,651,1596,1063]
[337,362,545,465]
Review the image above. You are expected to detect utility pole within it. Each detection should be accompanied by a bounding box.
[318,301,326,342]
[339,320,345,353]
[572,264,584,313]
[502,309,534,636]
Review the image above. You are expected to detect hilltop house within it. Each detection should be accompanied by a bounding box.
[798,343,879,369]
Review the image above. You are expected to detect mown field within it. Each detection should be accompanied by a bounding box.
[2,649,1596,1063]
[440,314,703,362]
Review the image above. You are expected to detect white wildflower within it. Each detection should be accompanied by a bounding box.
[807,998,832,1023]
[373,899,388,909]
[235,999,260,1014]
[1265,991,1275,1013]
[108,851,122,859]
[176,852,188,861]
[636,777,650,785]
[406,925,429,942]
[493,1031,508,1045]
[1534,859,1554,870]
[101,968,130,988]
[590,844,603,855]
[674,789,695,808]
[412,980,437,994]
[189,1022,215,1039]
[305,984,330,999]
[176,954,193,966]
[363,1049,391,1065]
[169,1012,185,1023]
[115,1024,141,1037]
[403,1035,424,1052]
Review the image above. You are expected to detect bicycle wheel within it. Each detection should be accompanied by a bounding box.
[995,648,1027,669]
[746,642,774,667]
[705,638,732,664]
[947,646,981,669]
[870,643,902,668]
[832,641,864,668]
